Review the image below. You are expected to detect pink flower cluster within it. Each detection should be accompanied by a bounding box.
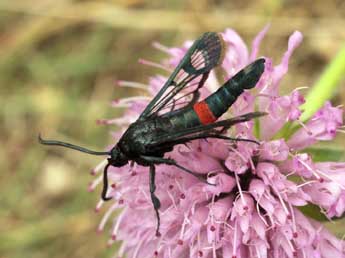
[90,27,345,258]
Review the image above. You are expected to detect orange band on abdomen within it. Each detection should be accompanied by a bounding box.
[193,101,217,125]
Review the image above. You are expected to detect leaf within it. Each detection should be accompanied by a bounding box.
[299,204,345,222]
[304,147,344,162]
[298,204,329,221]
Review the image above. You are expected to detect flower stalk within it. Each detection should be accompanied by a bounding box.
[300,44,345,122]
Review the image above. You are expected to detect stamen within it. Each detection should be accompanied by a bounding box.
[116,80,148,90]
[292,86,309,92]
[106,236,116,247]
[94,199,104,213]
[296,180,318,189]
[255,93,277,100]
[179,215,189,241]
[336,129,345,134]
[316,169,345,190]
[296,157,321,180]
[97,116,135,126]
[295,119,313,135]
[212,241,216,258]
[168,246,172,258]
[111,208,127,241]
[118,242,127,258]
[152,41,173,55]
[88,174,103,192]
[288,203,298,238]
[269,179,289,215]
[161,205,173,217]
[234,173,247,207]
[90,159,108,176]
[111,96,151,107]
[285,170,296,177]
[223,221,234,230]
[166,190,178,210]
[98,204,118,232]
[175,178,185,194]
[132,238,144,258]
[255,245,262,258]
[284,235,296,256]
[140,188,150,202]
[210,194,216,225]
[256,196,269,226]
[232,221,238,258]
[138,58,172,72]
[302,249,306,258]
[259,79,272,94]
[280,180,318,195]
[229,146,255,172]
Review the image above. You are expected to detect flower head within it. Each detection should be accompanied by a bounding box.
[91,27,345,257]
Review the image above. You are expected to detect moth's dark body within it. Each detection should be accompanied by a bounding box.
[117,58,265,166]
[39,32,266,237]
[118,117,174,161]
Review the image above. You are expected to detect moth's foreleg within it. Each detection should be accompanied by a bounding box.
[149,165,161,237]
[177,134,261,145]
[141,156,214,185]
[101,163,112,201]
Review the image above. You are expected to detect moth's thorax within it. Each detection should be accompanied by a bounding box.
[118,118,174,159]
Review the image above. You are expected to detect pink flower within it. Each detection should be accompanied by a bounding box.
[288,101,343,150]
[90,27,345,257]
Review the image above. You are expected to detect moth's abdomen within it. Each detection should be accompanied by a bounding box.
[201,58,265,121]
[170,59,265,127]
[193,101,217,125]
[169,108,201,129]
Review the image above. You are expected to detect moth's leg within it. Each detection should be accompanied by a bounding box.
[218,135,260,145]
[101,163,112,201]
[149,165,161,237]
[199,134,260,145]
[167,134,260,146]
[141,155,213,185]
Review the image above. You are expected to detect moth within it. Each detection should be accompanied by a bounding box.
[40,32,266,236]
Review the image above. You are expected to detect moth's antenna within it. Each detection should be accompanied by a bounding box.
[38,134,110,156]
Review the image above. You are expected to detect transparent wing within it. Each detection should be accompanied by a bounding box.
[150,112,266,145]
[138,32,226,120]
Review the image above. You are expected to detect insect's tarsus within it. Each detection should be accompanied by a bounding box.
[38,134,110,156]
[149,165,161,237]
[101,163,112,201]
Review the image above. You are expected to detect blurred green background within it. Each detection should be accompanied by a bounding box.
[0,1,344,258]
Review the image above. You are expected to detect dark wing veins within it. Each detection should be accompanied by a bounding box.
[148,112,267,148]
[137,32,226,121]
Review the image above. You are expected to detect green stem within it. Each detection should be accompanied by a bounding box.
[300,45,345,122]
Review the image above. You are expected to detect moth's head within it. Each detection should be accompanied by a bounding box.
[108,145,128,167]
